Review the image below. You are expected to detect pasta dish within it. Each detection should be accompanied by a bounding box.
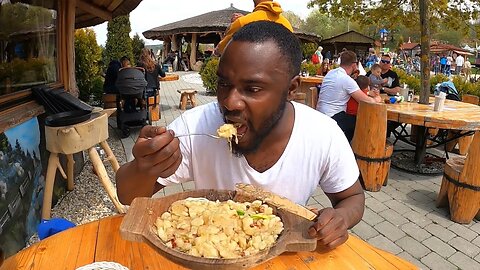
[155,198,284,259]
[216,124,238,151]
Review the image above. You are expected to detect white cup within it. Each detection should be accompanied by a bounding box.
[434,95,446,111]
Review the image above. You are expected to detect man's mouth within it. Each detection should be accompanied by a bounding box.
[226,120,247,141]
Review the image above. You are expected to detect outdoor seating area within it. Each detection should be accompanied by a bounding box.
[3,1,480,269]
[2,72,471,270]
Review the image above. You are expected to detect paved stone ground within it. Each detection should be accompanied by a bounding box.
[116,71,480,270]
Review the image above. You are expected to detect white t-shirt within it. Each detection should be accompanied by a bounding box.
[316,67,359,117]
[158,102,359,205]
[455,55,465,67]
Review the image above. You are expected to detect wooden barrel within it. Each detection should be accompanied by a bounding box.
[436,131,480,224]
[102,94,117,116]
[351,101,393,192]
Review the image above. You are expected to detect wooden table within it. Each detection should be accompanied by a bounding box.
[1,216,418,270]
[299,76,323,109]
[385,97,480,163]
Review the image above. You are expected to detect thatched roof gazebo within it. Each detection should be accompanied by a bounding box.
[143,4,321,70]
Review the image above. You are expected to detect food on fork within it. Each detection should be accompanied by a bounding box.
[217,123,239,151]
[155,198,284,259]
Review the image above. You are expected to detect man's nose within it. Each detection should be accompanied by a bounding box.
[222,88,245,112]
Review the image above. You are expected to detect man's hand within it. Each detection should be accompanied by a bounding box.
[116,126,182,204]
[308,207,349,250]
[132,126,182,178]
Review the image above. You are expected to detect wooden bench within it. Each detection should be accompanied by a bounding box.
[351,101,393,192]
[177,89,197,110]
[293,92,307,104]
[159,73,179,81]
[436,131,480,224]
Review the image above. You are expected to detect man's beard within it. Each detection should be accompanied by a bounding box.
[222,91,289,157]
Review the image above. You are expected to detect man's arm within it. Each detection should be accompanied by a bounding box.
[383,86,401,95]
[351,89,381,103]
[116,126,182,204]
[308,181,365,250]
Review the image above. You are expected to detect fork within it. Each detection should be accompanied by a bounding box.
[174,133,221,139]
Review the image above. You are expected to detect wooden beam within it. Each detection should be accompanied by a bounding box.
[76,0,112,21]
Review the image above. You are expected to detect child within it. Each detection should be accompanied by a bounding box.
[346,75,370,116]
[368,64,387,90]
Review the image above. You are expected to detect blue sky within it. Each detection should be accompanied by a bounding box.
[5,118,41,156]
[93,0,313,45]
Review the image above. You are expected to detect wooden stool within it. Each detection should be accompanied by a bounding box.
[148,92,161,122]
[177,89,197,110]
[446,95,479,154]
[42,109,126,219]
[352,101,393,192]
[436,131,480,224]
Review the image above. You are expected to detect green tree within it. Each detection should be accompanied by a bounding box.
[132,33,145,63]
[308,0,480,35]
[74,28,102,102]
[103,15,134,65]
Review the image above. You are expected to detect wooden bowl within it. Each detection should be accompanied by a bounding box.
[120,190,317,270]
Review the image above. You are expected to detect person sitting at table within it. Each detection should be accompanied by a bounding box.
[366,54,400,95]
[116,21,365,251]
[367,64,387,90]
[316,50,381,142]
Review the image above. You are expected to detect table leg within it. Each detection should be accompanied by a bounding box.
[414,126,428,165]
[42,153,59,219]
[66,154,75,191]
[88,147,126,214]
[100,141,120,172]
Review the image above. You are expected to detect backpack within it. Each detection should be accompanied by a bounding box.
[311,53,320,64]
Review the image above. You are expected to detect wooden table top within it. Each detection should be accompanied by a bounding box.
[385,97,480,130]
[300,76,324,84]
[1,215,418,270]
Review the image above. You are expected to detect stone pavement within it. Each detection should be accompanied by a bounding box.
[115,72,480,270]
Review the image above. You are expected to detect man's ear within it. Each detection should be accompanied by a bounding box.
[287,75,301,101]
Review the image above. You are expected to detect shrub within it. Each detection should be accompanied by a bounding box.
[199,57,219,95]
[301,62,321,76]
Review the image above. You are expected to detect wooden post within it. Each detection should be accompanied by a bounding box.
[100,141,120,172]
[66,154,75,191]
[42,153,59,219]
[190,33,197,69]
[58,0,78,96]
[419,0,430,105]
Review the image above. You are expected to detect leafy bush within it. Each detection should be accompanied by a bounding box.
[301,62,321,76]
[199,57,219,95]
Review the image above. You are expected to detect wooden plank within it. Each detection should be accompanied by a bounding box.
[76,0,112,21]
[0,243,39,270]
[0,101,44,134]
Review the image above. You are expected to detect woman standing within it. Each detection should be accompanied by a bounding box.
[137,48,166,98]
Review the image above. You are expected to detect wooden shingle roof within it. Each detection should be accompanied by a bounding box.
[74,0,143,28]
[143,5,321,44]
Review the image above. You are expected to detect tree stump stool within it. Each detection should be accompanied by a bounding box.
[42,109,126,219]
[436,131,480,224]
[177,89,197,110]
[351,101,393,192]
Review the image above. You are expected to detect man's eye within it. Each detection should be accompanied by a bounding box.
[247,87,261,93]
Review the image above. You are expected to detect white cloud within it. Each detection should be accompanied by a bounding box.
[93,0,312,46]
